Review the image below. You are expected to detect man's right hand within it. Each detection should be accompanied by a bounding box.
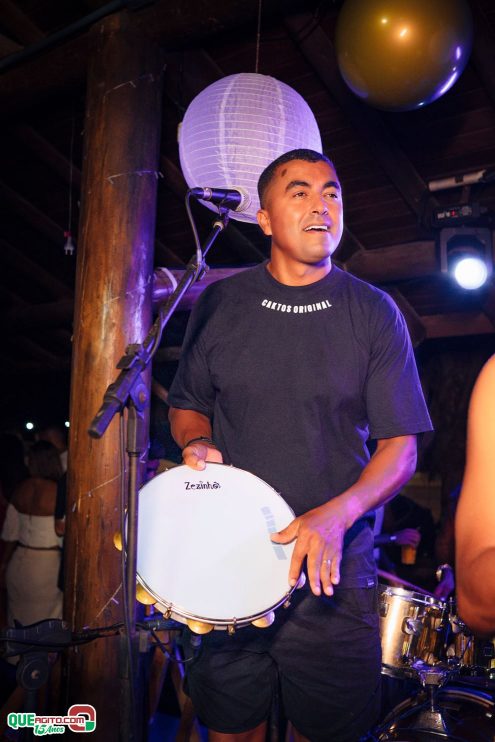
[394,528,421,547]
[182,442,223,470]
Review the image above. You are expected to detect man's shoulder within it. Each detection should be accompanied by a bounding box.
[198,263,265,304]
[334,266,394,307]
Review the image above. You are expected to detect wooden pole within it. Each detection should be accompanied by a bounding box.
[64,12,163,739]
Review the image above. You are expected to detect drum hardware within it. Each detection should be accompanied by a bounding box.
[375,683,495,741]
[379,586,449,679]
[402,617,423,636]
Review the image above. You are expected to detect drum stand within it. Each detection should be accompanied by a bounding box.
[377,663,456,739]
[410,663,453,736]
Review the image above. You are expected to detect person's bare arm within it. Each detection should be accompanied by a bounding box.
[456,355,495,635]
[169,407,223,469]
[272,435,417,597]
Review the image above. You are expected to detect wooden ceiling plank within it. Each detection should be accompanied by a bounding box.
[1,238,73,299]
[345,241,437,283]
[0,181,64,245]
[16,124,82,189]
[0,32,22,59]
[422,311,494,338]
[470,0,495,109]
[0,0,46,45]
[154,239,186,267]
[164,48,224,105]
[481,282,495,327]
[0,1,312,117]
[4,298,74,331]
[7,335,67,368]
[284,14,436,217]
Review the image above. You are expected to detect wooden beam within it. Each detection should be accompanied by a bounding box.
[6,335,69,369]
[0,181,64,244]
[0,1,313,117]
[1,238,73,299]
[0,32,22,59]
[423,312,494,338]
[16,124,83,189]
[4,298,74,330]
[153,266,252,312]
[0,0,45,45]
[480,280,495,327]
[164,48,224,103]
[154,238,186,268]
[470,0,495,109]
[65,14,164,736]
[284,14,436,217]
[345,241,437,283]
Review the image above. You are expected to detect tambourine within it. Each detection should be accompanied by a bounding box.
[134,463,297,633]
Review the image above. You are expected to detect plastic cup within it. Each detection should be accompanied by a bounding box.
[401,545,417,565]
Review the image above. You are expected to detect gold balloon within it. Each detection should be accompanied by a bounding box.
[335,0,473,111]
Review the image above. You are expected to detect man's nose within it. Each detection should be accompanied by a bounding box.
[311,195,328,214]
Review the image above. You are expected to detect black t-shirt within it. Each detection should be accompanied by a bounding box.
[168,262,432,587]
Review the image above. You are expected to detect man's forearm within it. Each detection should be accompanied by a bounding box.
[168,407,213,449]
[337,435,417,530]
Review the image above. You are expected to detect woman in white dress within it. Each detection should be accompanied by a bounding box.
[0,441,63,627]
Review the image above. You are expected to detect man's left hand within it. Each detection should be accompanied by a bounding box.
[271,500,348,597]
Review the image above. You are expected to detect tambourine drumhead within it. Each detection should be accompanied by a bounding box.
[137,463,295,628]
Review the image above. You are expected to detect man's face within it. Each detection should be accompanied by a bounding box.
[256,159,343,268]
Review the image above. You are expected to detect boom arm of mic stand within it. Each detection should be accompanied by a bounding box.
[88,211,228,439]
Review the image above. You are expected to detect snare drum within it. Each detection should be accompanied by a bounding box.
[136,463,296,632]
[379,586,448,677]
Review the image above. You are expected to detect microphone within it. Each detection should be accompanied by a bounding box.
[188,186,251,213]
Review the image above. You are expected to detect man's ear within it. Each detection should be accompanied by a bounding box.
[257,208,272,236]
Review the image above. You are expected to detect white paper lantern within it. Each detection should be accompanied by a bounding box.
[178,73,322,223]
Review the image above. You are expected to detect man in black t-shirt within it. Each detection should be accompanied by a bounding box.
[168,149,432,742]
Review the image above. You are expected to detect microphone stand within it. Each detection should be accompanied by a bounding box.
[88,207,230,742]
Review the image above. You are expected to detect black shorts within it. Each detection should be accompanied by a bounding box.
[182,584,382,742]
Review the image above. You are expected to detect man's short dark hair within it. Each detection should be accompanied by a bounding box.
[257,149,335,208]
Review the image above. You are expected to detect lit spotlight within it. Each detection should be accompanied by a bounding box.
[453,256,489,290]
[65,421,70,428]
[440,227,492,290]
[25,422,34,431]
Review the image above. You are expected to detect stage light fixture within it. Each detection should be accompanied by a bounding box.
[440,227,492,290]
